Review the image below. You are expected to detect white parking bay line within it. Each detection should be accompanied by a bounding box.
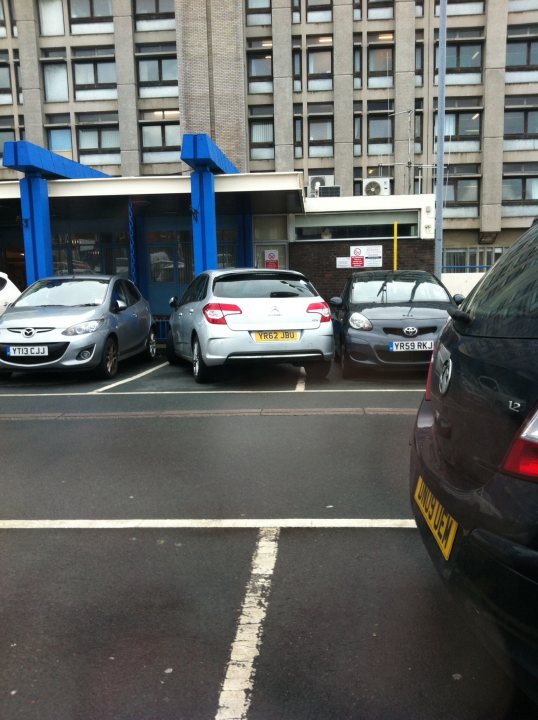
[295,367,306,392]
[0,519,416,529]
[91,362,169,393]
[215,527,280,720]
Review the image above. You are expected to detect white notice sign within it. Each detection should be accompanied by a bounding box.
[349,245,383,268]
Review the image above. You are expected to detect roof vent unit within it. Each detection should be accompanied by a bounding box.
[362,178,391,196]
[318,185,341,198]
[308,175,334,197]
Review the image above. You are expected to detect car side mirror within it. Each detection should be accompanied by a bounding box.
[111,299,127,313]
[169,296,180,310]
[453,294,465,306]
[330,297,343,308]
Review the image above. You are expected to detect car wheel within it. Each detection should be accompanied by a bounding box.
[305,361,331,380]
[340,345,354,379]
[96,336,119,379]
[166,330,180,365]
[144,326,157,361]
[192,336,212,383]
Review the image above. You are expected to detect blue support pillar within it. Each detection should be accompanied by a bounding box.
[181,134,239,274]
[19,175,54,284]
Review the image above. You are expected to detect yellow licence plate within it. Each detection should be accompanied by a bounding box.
[414,476,458,560]
[255,330,298,342]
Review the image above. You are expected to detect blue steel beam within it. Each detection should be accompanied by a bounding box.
[181,134,239,275]
[2,141,108,284]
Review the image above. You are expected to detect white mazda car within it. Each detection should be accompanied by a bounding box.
[0,272,21,316]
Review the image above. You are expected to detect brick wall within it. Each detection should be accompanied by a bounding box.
[289,240,435,300]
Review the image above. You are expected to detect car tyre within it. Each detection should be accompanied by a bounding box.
[192,336,212,383]
[305,361,331,380]
[143,326,157,361]
[166,330,180,365]
[96,336,119,379]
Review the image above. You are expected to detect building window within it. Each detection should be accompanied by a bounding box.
[0,50,11,105]
[354,102,362,156]
[42,49,69,102]
[292,0,301,23]
[249,106,274,160]
[353,37,362,89]
[414,99,423,153]
[307,0,332,23]
[246,0,272,26]
[140,109,180,164]
[307,38,333,91]
[353,0,362,20]
[435,97,481,152]
[368,35,393,88]
[293,41,302,92]
[415,33,423,86]
[506,25,538,83]
[441,164,480,218]
[367,0,393,20]
[415,0,423,16]
[73,47,117,101]
[502,162,538,216]
[504,95,538,150]
[368,100,393,155]
[134,0,175,31]
[247,40,273,94]
[46,113,73,153]
[136,44,178,98]
[443,246,505,273]
[308,103,333,157]
[0,1,5,38]
[77,112,120,166]
[508,0,538,9]
[294,104,303,158]
[436,0,485,14]
[69,0,113,34]
[0,116,15,157]
[38,0,65,36]
[437,28,483,85]
[353,167,363,196]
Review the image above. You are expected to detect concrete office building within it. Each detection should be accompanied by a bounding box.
[1,0,538,280]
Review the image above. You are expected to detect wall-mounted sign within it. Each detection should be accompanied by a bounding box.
[265,250,279,269]
[336,257,351,268]
[350,245,383,268]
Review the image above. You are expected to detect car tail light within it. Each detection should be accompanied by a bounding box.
[203,303,242,325]
[424,342,439,401]
[502,409,538,481]
[307,301,331,322]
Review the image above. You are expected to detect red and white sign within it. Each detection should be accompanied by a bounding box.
[349,245,383,268]
[265,250,279,269]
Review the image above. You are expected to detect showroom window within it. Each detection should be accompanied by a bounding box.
[137,43,178,98]
[443,246,505,274]
[134,0,175,31]
[73,47,117,101]
[246,0,272,26]
[368,34,393,88]
[504,95,538,150]
[140,109,180,164]
[69,0,113,34]
[247,39,273,94]
[502,162,538,216]
[249,106,275,160]
[308,102,333,157]
[307,37,333,91]
[76,112,120,166]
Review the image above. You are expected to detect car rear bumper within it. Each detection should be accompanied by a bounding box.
[204,331,334,366]
[410,399,538,700]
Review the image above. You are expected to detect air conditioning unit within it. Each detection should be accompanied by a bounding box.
[308,175,334,197]
[362,178,391,197]
[319,185,341,198]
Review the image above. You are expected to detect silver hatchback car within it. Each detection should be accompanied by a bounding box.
[0,275,156,379]
[166,268,334,382]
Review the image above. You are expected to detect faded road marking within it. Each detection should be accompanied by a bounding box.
[0,519,416,529]
[91,362,169,393]
[215,527,280,720]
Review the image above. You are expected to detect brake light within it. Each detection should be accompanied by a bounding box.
[502,410,538,481]
[203,303,242,325]
[424,342,439,401]
[307,301,331,322]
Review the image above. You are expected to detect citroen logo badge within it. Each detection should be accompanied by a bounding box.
[23,328,36,338]
[269,306,281,316]
[439,357,453,395]
[403,326,418,338]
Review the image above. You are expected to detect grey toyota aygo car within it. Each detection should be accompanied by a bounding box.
[410,222,538,702]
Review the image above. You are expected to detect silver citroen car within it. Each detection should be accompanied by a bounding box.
[0,275,156,379]
[166,268,334,382]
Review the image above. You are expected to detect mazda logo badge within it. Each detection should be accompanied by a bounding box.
[403,326,418,337]
[23,328,36,338]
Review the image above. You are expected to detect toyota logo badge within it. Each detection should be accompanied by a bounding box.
[23,328,36,338]
[403,326,418,338]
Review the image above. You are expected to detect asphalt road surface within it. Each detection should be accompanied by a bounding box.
[0,356,536,720]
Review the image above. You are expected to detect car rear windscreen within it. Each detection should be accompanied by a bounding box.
[213,273,317,299]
